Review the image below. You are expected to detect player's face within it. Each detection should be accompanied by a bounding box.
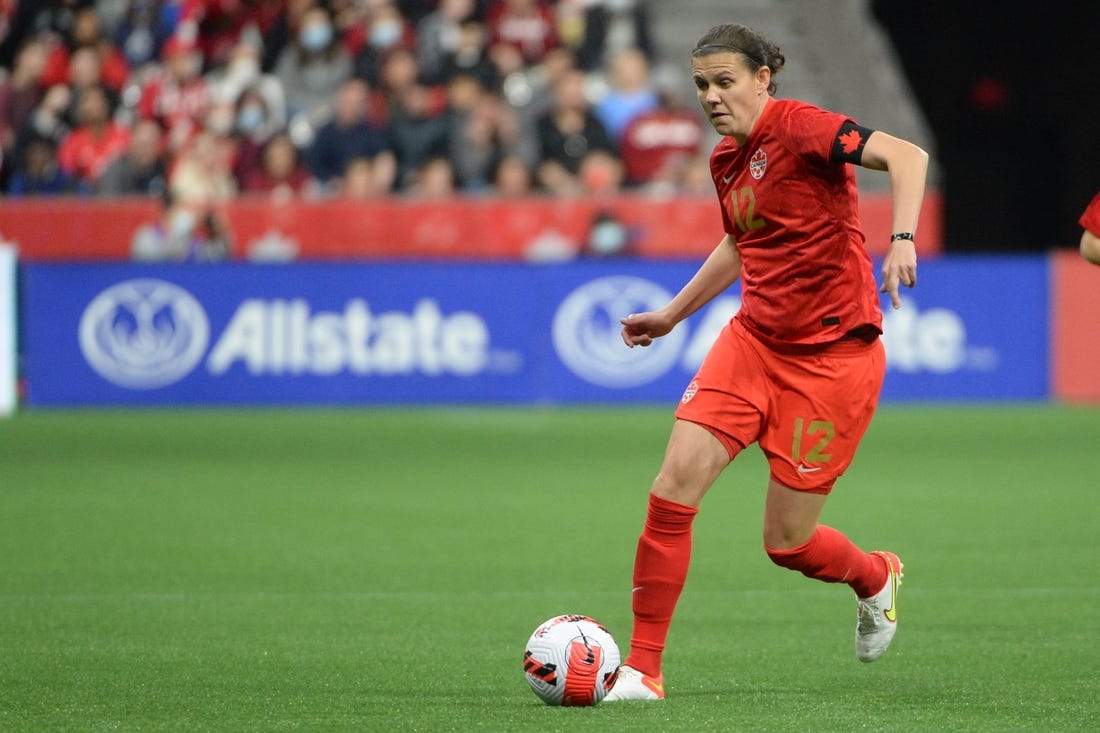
[692,53,769,143]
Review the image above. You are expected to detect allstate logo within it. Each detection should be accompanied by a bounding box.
[552,276,686,388]
[79,279,210,389]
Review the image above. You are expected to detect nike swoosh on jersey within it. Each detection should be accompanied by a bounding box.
[797,464,822,473]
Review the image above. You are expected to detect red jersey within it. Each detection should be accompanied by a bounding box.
[1079,191,1100,235]
[620,108,704,185]
[57,122,131,183]
[711,98,881,345]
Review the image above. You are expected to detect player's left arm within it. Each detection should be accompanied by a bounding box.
[858,129,929,309]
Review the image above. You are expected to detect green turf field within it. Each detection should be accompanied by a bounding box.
[1,405,1098,732]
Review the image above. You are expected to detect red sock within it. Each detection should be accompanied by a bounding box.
[765,525,888,598]
[624,493,698,677]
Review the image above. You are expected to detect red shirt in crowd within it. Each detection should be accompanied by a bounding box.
[39,43,131,93]
[57,122,131,184]
[485,0,560,64]
[619,107,704,185]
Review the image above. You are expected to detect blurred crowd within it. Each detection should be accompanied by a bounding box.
[0,0,711,214]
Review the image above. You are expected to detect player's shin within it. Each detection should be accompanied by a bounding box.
[765,525,886,598]
[624,493,698,676]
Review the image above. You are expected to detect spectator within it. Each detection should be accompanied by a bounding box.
[131,190,232,262]
[576,148,624,195]
[415,0,476,85]
[240,131,314,199]
[574,0,655,72]
[64,46,115,122]
[438,19,499,90]
[307,76,394,191]
[388,81,451,191]
[39,6,130,94]
[497,44,576,141]
[95,117,168,196]
[57,84,130,192]
[335,155,386,199]
[6,135,69,195]
[206,40,287,132]
[485,0,559,66]
[273,5,352,125]
[252,0,314,73]
[534,66,617,194]
[348,1,417,87]
[0,37,47,183]
[618,88,705,191]
[168,127,237,208]
[376,46,445,114]
[13,83,72,167]
[489,151,533,196]
[136,35,211,152]
[112,0,175,70]
[592,46,659,143]
[406,155,457,198]
[185,0,288,72]
[445,72,532,191]
[582,209,632,257]
[228,86,281,189]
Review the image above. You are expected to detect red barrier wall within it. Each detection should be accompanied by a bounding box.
[1051,250,1100,402]
[0,191,942,261]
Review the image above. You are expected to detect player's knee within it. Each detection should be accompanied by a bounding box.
[762,518,815,553]
[650,467,707,507]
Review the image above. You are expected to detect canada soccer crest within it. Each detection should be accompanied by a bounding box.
[749,148,767,180]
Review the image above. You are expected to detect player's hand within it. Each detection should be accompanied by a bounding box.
[880,241,917,309]
[621,311,674,348]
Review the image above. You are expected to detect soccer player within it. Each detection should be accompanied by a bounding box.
[604,23,928,701]
[1078,191,1100,265]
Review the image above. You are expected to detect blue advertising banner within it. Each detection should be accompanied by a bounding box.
[20,256,1049,406]
[877,255,1049,401]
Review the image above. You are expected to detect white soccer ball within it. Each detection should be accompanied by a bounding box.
[522,614,621,706]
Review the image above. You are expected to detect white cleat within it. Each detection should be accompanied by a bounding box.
[602,665,665,701]
[856,551,903,662]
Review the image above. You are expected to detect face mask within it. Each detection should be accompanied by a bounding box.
[588,219,627,255]
[299,23,333,52]
[369,21,402,49]
[236,105,265,132]
[169,210,197,238]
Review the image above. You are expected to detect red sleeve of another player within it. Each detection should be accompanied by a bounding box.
[1080,191,1100,234]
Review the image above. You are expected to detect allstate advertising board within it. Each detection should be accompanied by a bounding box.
[20,257,1048,406]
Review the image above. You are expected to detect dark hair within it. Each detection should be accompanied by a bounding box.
[692,24,785,95]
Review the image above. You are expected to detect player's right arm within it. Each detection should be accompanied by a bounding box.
[1082,229,1100,265]
[621,234,741,348]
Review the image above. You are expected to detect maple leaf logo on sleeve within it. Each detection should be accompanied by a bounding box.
[838,128,864,154]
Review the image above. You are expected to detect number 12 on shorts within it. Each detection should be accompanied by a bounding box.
[792,417,835,465]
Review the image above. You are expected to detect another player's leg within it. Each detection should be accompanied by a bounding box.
[604,420,729,702]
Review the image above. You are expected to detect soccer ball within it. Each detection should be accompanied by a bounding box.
[522,614,621,706]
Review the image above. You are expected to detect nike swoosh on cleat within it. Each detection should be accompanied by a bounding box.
[797,464,821,473]
[883,561,899,623]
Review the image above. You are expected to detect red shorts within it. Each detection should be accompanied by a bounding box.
[675,317,886,493]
